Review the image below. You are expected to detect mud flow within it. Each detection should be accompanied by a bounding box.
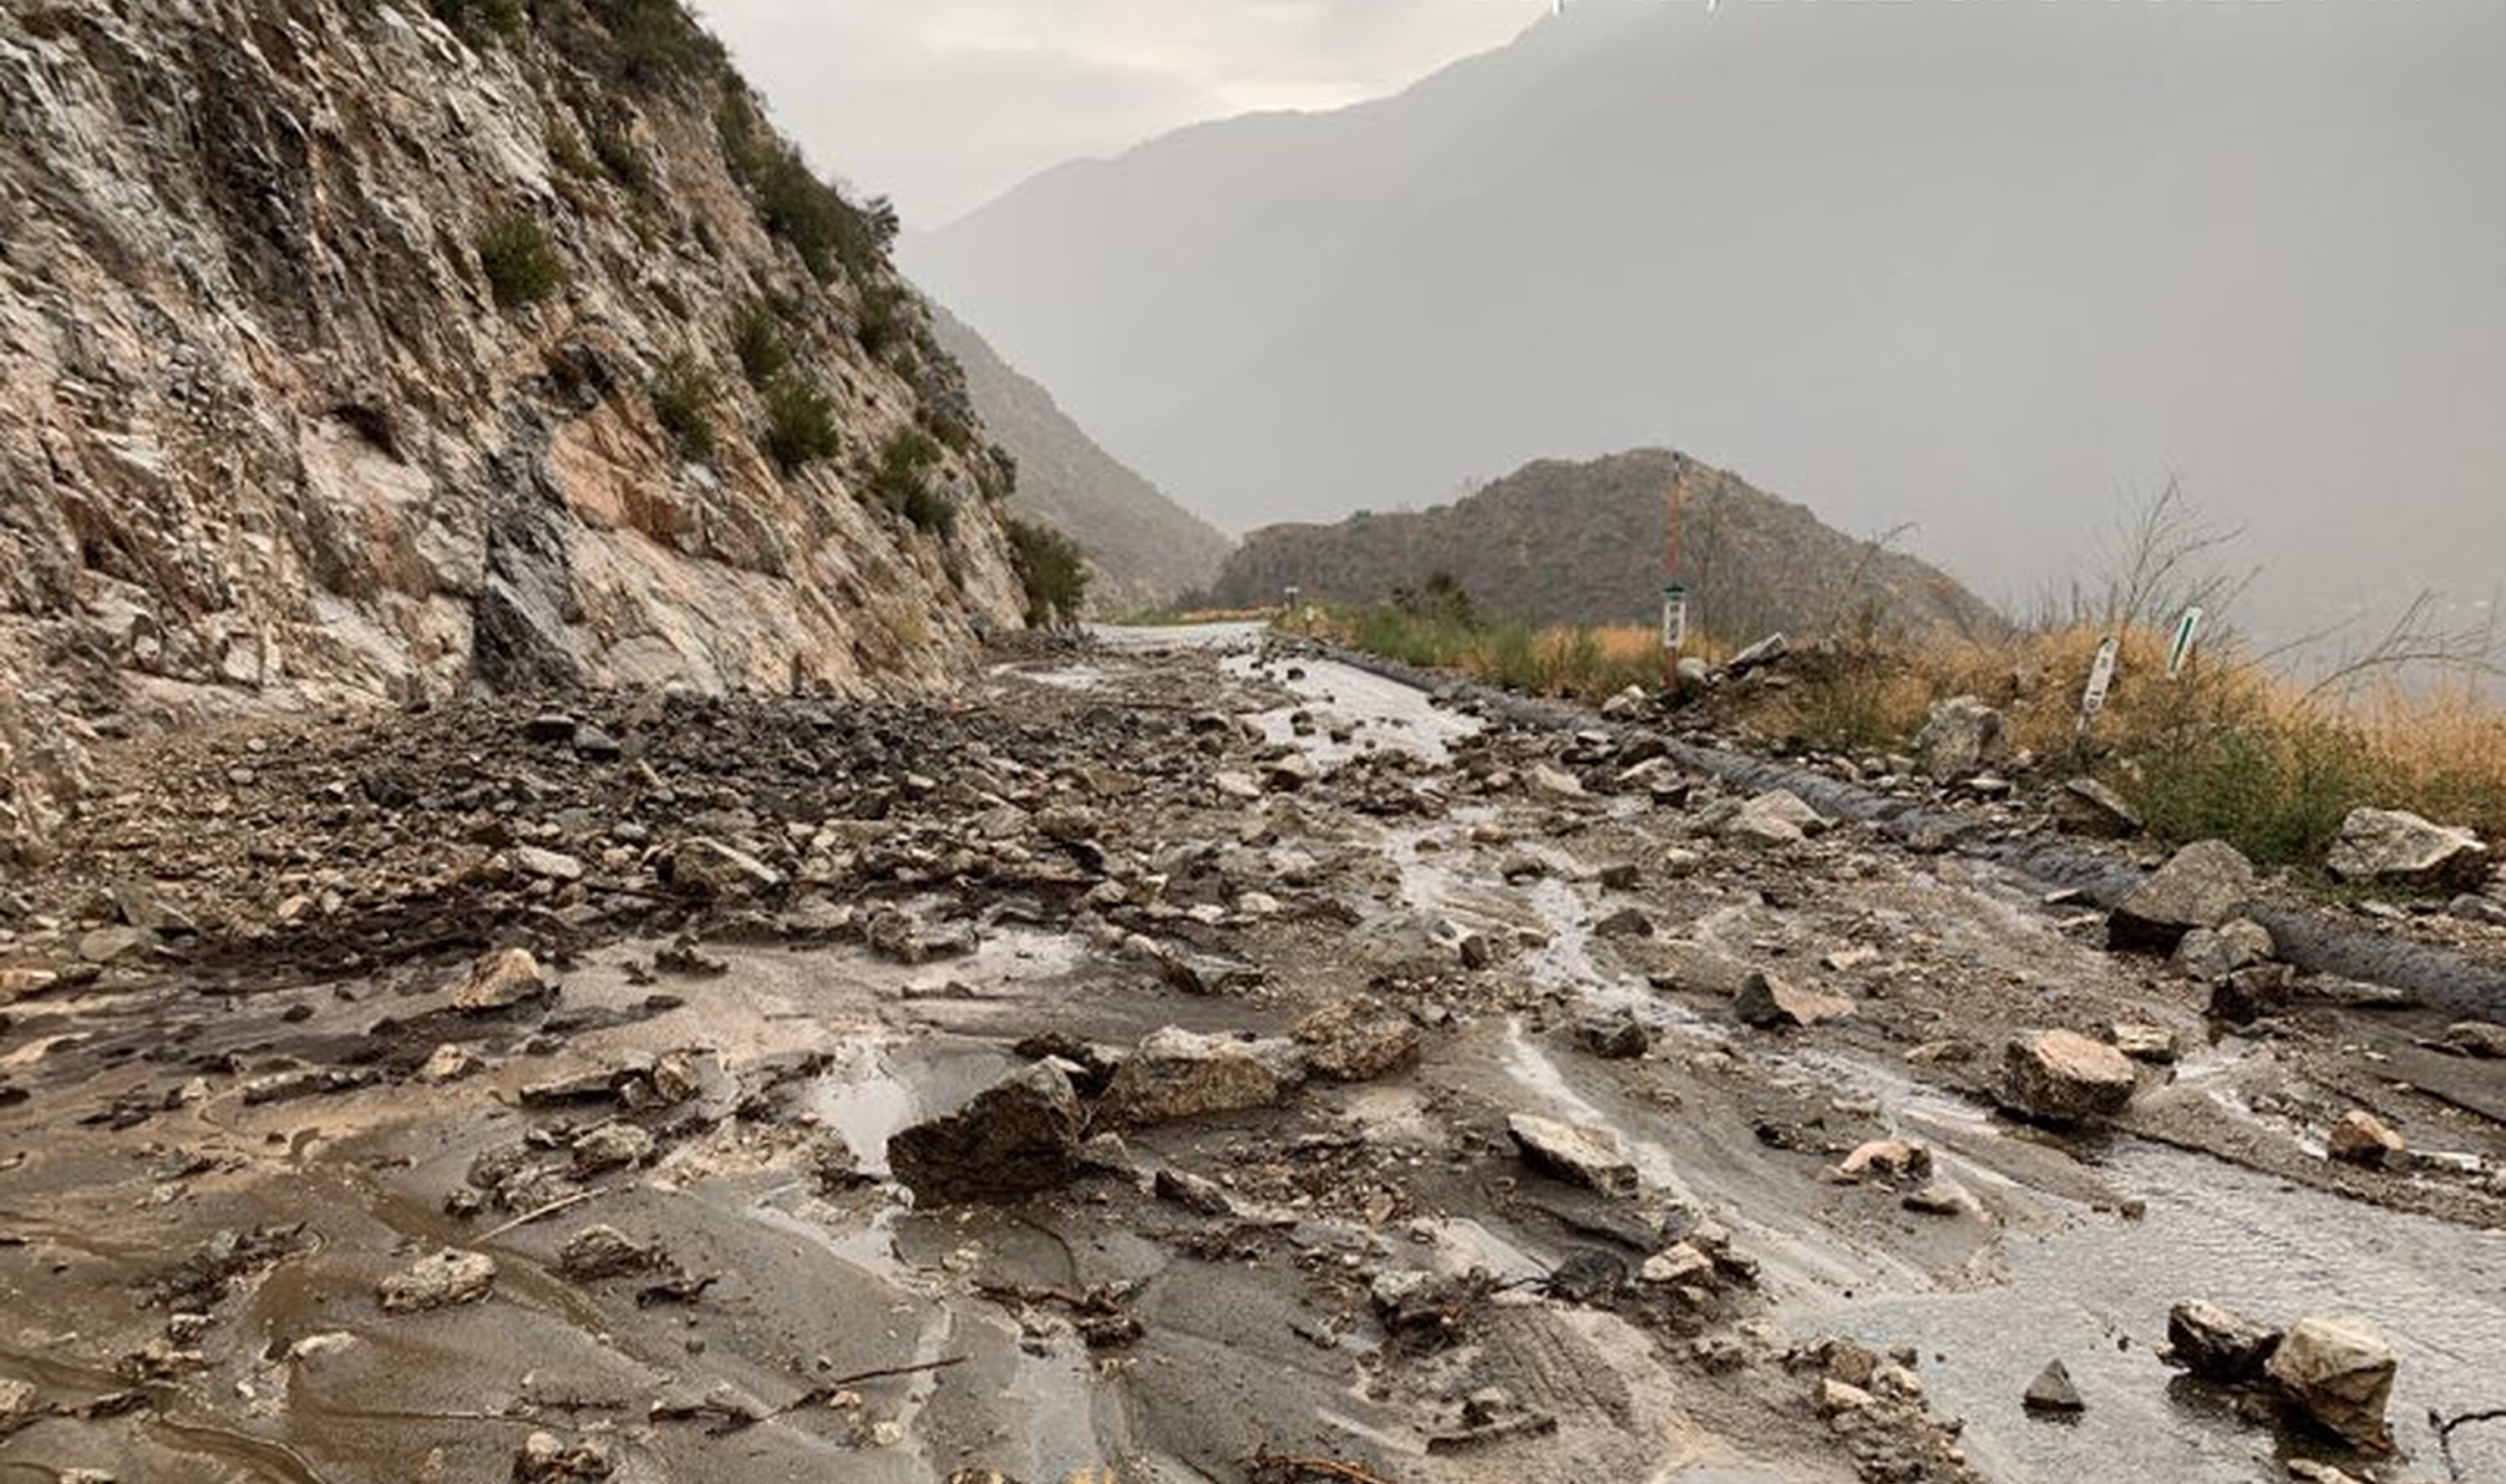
[2,627,2500,1484]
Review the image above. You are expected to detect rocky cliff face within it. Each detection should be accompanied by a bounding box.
[0,0,1029,859]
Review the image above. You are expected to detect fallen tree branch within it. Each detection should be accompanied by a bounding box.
[479,1185,611,1242]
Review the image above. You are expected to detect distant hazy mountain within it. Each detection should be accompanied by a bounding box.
[927,306,1230,610]
[909,0,2506,646]
[1206,448,2002,643]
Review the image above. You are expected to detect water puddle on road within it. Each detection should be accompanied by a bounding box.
[1220,651,1482,767]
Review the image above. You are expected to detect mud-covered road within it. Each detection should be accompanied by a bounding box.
[2,626,2501,1484]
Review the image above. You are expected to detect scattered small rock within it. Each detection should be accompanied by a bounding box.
[452,948,554,1014]
[2265,1314,2397,1450]
[1575,1007,1651,1061]
[888,1061,1084,1203]
[1293,999,1421,1081]
[2164,1299,2283,1384]
[2003,1029,2138,1122]
[1506,1112,1640,1198]
[2022,1359,2084,1414]
[1100,1027,1303,1126]
[379,1249,497,1313]
[2326,1110,2404,1168]
[2056,777,2143,838]
[1915,695,2006,780]
[1733,970,1854,1031]
[555,1225,660,1281]
[511,1431,614,1482]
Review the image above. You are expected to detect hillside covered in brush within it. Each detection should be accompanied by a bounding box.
[1205,450,2005,643]
[929,306,1230,611]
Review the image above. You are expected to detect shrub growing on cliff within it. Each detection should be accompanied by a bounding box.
[650,355,717,463]
[732,301,789,386]
[869,428,950,533]
[759,375,839,474]
[428,0,526,43]
[583,0,728,88]
[718,100,888,283]
[1008,519,1091,627]
[475,214,564,308]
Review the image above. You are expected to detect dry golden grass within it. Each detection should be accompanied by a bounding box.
[1324,598,2506,866]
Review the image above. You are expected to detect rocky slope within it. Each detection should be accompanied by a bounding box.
[930,305,1230,611]
[1207,448,2006,641]
[0,0,1030,863]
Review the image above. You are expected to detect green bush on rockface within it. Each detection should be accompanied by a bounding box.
[1009,519,1090,627]
[475,213,563,307]
[427,0,527,43]
[732,301,789,386]
[650,355,717,463]
[583,0,728,87]
[759,375,840,474]
[718,100,892,283]
[869,428,950,533]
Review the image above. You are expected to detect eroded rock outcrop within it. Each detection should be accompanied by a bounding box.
[0,0,1028,856]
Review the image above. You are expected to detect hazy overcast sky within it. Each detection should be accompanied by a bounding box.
[698,0,1552,225]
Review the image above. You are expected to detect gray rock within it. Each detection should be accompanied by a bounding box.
[2002,1030,2138,1122]
[450,947,553,1014]
[670,838,784,899]
[1100,1027,1303,1127]
[1506,1112,1640,1198]
[2445,1021,2506,1058]
[888,1061,1085,1203]
[2109,839,2256,953]
[1733,970,1854,1030]
[2055,777,2143,838]
[2022,1359,2084,1413]
[1915,695,2006,779]
[1726,789,1824,848]
[2327,808,2490,893]
[555,1225,659,1280]
[1575,1008,1651,1061]
[2171,918,2274,982]
[2265,1314,2398,1449]
[512,845,584,884]
[571,1122,656,1174]
[2451,894,2506,927]
[2164,1299,2281,1383]
[378,1249,496,1313]
[1293,999,1422,1081]
[1725,633,1789,674]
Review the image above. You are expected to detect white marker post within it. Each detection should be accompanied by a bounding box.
[1661,583,1689,693]
[2077,635,2121,737]
[2165,605,2205,681]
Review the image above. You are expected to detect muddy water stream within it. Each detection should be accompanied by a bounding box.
[1240,638,2506,1484]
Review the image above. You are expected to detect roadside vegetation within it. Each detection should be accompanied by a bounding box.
[1309,489,2506,869]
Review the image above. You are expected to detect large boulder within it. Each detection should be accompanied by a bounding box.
[1915,696,2006,780]
[2265,1314,2398,1449]
[2326,808,2490,893]
[2108,840,2256,953]
[2002,1030,2138,1122]
[1099,1027,1304,1126]
[887,1061,1085,1203]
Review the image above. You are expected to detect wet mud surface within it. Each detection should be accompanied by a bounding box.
[2,626,2501,1483]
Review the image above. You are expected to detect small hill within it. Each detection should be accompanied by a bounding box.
[1205,450,2004,643]
[928,306,1229,610]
